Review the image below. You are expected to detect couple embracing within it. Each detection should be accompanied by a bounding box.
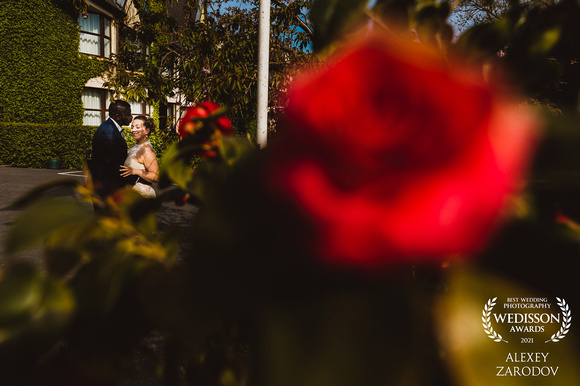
[89,100,158,206]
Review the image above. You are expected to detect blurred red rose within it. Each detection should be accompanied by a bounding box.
[177,101,232,157]
[266,31,538,267]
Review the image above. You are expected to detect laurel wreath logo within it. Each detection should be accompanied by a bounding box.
[482,297,508,343]
[545,297,572,343]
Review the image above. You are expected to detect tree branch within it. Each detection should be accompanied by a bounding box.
[271,0,314,37]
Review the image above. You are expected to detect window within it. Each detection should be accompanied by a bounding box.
[82,88,109,125]
[128,100,150,117]
[79,13,111,58]
[158,102,175,131]
[82,90,150,126]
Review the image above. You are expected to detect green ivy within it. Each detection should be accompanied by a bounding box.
[0,0,105,125]
[0,123,95,169]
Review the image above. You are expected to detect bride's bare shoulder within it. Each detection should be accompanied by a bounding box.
[137,142,156,156]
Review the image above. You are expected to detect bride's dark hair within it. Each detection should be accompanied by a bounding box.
[134,115,156,134]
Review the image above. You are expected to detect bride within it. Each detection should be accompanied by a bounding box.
[120,115,158,198]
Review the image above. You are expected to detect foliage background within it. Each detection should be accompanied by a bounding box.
[0,0,105,125]
[0,123,94,169]
[108,0,314,136]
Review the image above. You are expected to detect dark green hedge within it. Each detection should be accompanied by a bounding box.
[0,122,179,170]
[0,123,95,169]
[0,0,105,124]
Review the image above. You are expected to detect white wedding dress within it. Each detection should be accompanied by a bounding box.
[125,140,156,198]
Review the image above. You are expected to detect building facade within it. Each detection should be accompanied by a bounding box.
[79,0,179,128]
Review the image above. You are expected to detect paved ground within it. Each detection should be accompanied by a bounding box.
[0,166,197,268]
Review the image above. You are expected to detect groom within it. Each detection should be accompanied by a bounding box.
[89,100,133,199]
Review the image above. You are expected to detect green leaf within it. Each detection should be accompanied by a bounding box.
[29,274,76,333]
[0,265,44,328]
[310,0,369,53]
[189,158,230,205]
[5,199,94,256]
[529,26,561,57]
[159,142,195,190]
[0,264,75,346]
[220,136,256,167]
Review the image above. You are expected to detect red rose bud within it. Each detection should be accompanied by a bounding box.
[200,101,233,134]
[266,31,539,268]
[177,101,232,140]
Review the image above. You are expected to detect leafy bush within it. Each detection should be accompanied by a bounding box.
[0,123,95,169]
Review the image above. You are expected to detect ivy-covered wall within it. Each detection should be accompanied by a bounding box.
[0,0,104,125]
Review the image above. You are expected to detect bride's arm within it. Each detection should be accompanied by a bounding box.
[120,147,159,183]
[139,148,159,183]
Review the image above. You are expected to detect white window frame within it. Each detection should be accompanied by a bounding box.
[82,88,111,125]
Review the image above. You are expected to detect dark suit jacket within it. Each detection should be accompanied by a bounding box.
[89,118,128,197]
